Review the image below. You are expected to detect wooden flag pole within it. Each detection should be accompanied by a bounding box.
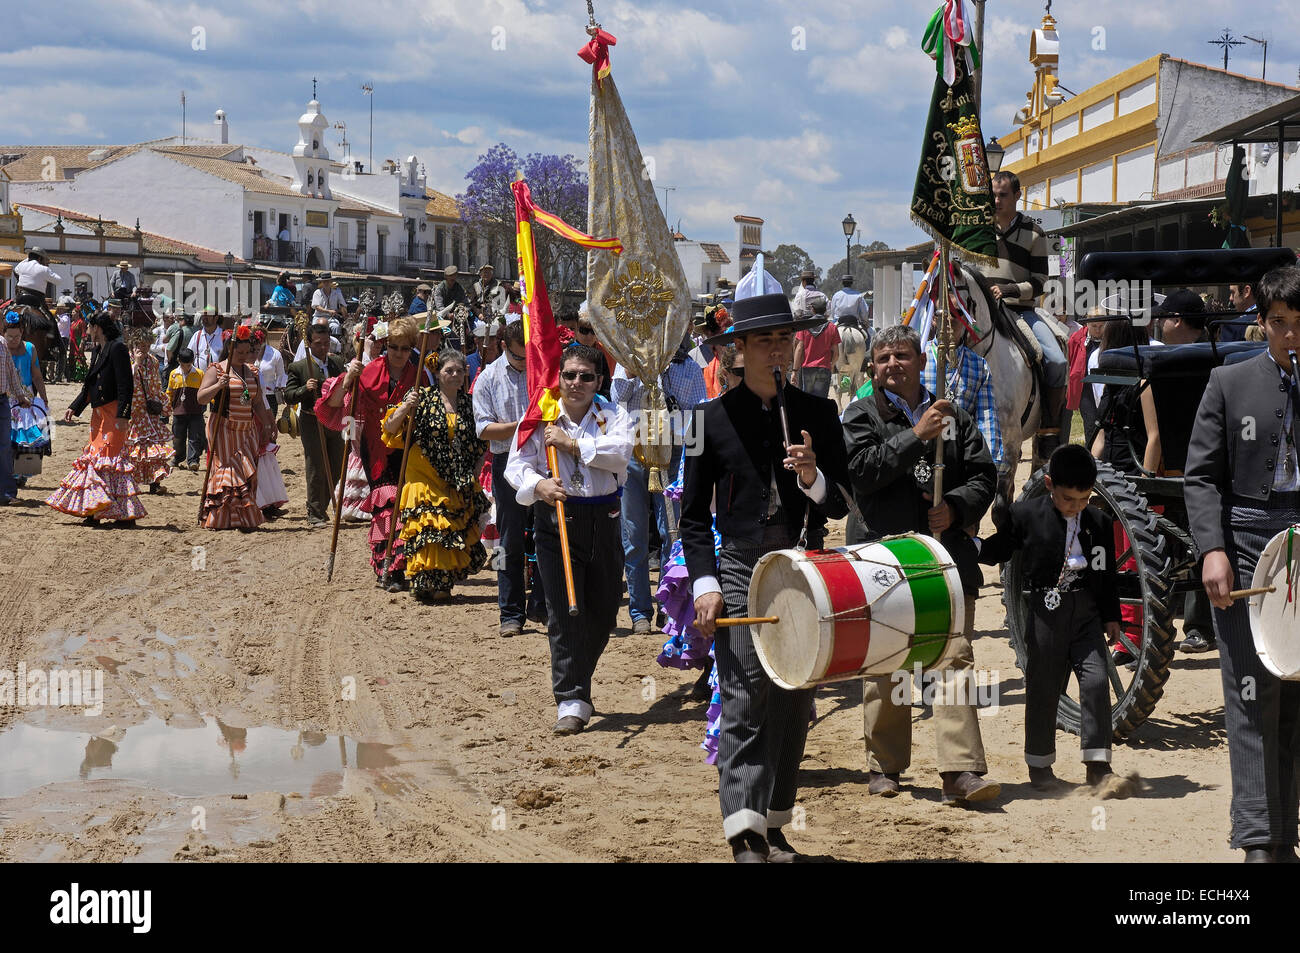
[546,443,580,616]
[932,240,951,502]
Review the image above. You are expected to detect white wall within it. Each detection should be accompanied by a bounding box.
[14,150,247,259]
[1115,146,1155,201]
[1080,159,1111,202]
[1118,75,1157,116]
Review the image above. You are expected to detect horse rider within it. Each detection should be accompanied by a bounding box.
[13,247,62,319]
[831,274,872,332]
[986,171,1066,458]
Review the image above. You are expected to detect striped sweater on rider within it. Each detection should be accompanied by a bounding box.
[985,212,1049,307]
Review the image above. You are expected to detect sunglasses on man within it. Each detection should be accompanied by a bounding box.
[561,370,597,383]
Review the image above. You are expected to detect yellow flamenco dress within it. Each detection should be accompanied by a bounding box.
[381,389,489,599]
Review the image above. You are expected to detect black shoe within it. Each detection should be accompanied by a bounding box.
[1275,845,1299,864]
[1111,646,1137,668]
[1028,766,1060,790]
[655,607,668,630]
[1085,762,1114,786]
[1244,845,1276,863]
[1180,631,1216,654]
[729,832,769,863]
[689,666,713,702]
[766,828,798,863]
[526,607,549,624]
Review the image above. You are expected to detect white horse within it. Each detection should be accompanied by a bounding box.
[952,262,1049,516]
[833,321,870,411]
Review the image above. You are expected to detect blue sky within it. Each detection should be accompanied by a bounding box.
[3,1,1298,270]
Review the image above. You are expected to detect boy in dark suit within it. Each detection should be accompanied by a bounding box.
[977,444,1123,790]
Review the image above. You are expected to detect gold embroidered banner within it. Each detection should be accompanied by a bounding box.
[583,32,692,393]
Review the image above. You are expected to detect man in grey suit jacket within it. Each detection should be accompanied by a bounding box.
[285,324,346,527]
[1186,263,1300,863]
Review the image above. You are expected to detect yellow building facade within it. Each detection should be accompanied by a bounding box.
[995,14,1297,215]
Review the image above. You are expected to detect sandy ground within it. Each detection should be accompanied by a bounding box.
[0,379,1241,863]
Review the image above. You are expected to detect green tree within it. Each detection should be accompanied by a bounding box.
[824,240,888,290]
[762,243,820,295]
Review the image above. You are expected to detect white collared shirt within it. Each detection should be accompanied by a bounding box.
[505,400,634,506]
[187,326,224,371]
[883,385,934,426]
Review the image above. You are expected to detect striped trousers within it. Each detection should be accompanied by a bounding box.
[716,526,815,841]
[1211,503,1300,850]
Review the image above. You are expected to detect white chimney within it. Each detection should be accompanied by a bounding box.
[215,108,229,144]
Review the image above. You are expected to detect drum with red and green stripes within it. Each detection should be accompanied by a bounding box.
[748,535,964,690]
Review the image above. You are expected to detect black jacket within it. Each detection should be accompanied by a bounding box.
[681,380,849,582]
[285,354,346,417]
[1186,351,1300,554]
[70,337,132,419]
[977,495,1121,624]
[843,385,996,590]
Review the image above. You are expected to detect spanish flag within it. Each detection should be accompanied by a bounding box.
[512,178,622,449]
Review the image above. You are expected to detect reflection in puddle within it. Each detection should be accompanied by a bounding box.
[0,717,409,798]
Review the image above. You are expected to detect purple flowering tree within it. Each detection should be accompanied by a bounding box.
[457,144,590,309]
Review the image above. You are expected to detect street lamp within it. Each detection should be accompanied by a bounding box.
[841,213,856,280]
[985,137,1005,174]
[224,251,234,287]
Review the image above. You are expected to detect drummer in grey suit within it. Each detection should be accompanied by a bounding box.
[1186,263,1300,863]
[684,293,849,863]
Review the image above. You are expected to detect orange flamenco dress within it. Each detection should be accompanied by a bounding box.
[382,389,489,598]
[200,367,265,530]
[46,400,146,521]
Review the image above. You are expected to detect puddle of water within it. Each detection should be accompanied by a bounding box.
[58,632,87,655]
[0,717,406,799]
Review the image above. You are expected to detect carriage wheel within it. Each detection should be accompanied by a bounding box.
[1001,464,1176,743]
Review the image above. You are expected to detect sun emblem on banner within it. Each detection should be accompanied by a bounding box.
[602,260,675,338]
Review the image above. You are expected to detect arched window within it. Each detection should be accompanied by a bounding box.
[317,168,325,189]
[307,170,314,187]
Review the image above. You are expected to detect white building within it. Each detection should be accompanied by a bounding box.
[674,214,766,297]
[1,97,483,286]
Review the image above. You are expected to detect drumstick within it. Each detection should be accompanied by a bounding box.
[714,616,779,627]
[1227,586,1275,602]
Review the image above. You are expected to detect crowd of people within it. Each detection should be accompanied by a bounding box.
[3,199,1298,865]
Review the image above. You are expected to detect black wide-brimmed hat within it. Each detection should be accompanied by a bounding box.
[704,292,825,345]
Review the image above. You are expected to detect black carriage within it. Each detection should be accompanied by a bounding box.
[1003,247,1296,740]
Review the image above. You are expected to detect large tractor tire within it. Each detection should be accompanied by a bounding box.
[1002,464,1176,743]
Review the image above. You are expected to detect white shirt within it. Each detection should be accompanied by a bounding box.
[188,326,225,371]
[830,288,871,324]
[56,313,72,338]
[505,400,634,506]
[14,259,63,291]
[256,345,288,392]
[293,336,342,361]
[311,288,346,323]
[151,321,170,361]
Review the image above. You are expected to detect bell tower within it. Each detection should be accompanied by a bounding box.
[291,86,331,199]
